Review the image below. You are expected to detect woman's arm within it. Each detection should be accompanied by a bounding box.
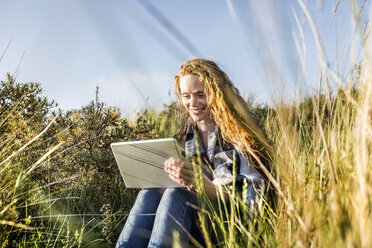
[200,173,230,203]
[164,157,230,203]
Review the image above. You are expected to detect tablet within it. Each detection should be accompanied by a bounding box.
[111,138,184,188]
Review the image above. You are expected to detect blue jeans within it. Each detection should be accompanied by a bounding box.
[116,188,202,248]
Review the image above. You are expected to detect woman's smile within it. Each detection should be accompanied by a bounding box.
[189,106,206,115]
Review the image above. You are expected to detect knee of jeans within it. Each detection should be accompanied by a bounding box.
[130,190,147,209]
[161,188,193,207]
[137,189,160,201]
[129,189,161,214]
[136,189,149,200]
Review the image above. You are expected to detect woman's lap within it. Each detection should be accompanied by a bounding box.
[116,188,202,248]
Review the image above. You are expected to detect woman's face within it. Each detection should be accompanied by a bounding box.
[179,74,210,123]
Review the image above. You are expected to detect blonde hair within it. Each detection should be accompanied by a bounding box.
[174,58,273,163]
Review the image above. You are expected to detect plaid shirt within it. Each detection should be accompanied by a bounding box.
[175,123,264,206]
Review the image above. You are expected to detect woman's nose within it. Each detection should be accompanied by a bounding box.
[190,96,198,106]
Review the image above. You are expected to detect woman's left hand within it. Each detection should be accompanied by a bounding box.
[164,157,226,202]
[164,157,195,190]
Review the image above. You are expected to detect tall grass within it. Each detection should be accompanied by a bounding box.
[268,2,371,246]
[0,113,73,246]
[0,88,111,247]
[0,93,92,247]
[168,2,372,247]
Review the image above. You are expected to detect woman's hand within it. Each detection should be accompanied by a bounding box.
[164,157,195,190]
[164,157,229,202]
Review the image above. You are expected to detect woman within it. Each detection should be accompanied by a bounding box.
[116,58,273,248]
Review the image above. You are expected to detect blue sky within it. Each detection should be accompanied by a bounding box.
[0,0,369,114]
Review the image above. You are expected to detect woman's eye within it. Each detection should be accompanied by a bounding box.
[198,93,205,97]
[182,94,190,98]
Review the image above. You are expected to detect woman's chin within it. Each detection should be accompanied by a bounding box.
[191,114,207,123]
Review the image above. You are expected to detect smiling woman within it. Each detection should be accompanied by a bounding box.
[116,58,273,248]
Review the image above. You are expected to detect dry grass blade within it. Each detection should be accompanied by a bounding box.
[0,220,34,230]
[0,114,59,169]
[24,142,64,176]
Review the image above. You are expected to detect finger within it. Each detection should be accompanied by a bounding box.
[169,164,182,175]
[164,157,177,167]
[164,159,171,171]
[170,167,181,178]
[169,165,196,181]
[170,171,195,187]
[166,159,195,177]
[164,157,173,165]
[165,157,180,172]
[169,157,180,166]
[169,174,186,187]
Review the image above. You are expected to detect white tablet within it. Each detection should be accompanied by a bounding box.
[110,138,184,188]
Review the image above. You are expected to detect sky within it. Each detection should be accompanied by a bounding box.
[0,0,370,115]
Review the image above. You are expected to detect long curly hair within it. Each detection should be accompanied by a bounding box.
[174,58,273,168]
